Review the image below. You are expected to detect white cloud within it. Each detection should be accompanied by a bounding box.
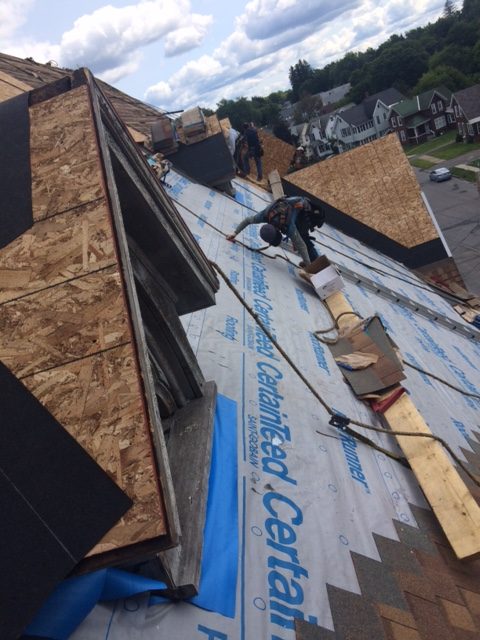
[164,14,213,57]
[0,0,33,41]
[2,0,212,83]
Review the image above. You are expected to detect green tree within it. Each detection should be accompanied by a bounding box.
[413,64,470,93]
[272,120,294,144]
[462,0,480,20]
[443,0,457,16]
[288,59,314,101]
[293,95,323,124]
[368,41,429,92]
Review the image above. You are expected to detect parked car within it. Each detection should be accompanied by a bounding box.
[429,167,452,182]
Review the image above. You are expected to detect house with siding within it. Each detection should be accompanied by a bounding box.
[390,87,454,145]
[326,88,404,150]
[451,84,480,142]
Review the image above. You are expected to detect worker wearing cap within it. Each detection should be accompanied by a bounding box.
[226,197,322,266]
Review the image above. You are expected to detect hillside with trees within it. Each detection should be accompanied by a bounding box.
[214,0,480,135]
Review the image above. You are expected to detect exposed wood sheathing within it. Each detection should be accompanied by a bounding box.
[0,70,32,101]
[259,130,294,181]
[0,84,167,558]
[285,134,439,248]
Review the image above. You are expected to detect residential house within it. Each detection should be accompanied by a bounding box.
[451,84,480,142]
[326,88,404,150]
[280,82,351,125]
[390,87,454,145]
[3,54,480,640]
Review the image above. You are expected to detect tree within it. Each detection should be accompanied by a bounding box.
[288,59,314,101]
[272,120,294,145]
[443,0,457,16]
[413,64,470,93]
[293,95,323,124]
[462,0,480,20]
[368,41,429,93]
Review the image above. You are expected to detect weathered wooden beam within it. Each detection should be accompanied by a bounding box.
[269,169,284,200]
[159,380,217,597]
[324,290,480,559]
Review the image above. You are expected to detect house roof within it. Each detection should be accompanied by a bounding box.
[340,88,404,126]
[393,87,453,118]
[72,167,480,639]
[405,113,431,128]
[453,84,480,121]
[283,134,442,263]
[2,54,480,640]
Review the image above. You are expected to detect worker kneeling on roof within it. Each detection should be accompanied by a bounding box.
[226,197,325,266]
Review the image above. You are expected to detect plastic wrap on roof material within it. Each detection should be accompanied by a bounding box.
[74,170,480,639]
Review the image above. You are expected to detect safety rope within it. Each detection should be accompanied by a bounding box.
[211,261,480,487]
[172,194,480,404]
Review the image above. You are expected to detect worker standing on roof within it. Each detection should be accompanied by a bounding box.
[226,197,324,266]
[242,122,263,182]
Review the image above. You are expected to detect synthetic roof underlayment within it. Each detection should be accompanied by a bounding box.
[72,170,480,639]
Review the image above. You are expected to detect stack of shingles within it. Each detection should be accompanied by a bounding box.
[151,115,178,154]
[177,107,207,145]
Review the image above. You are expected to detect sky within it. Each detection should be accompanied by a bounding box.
[0,0,447,111]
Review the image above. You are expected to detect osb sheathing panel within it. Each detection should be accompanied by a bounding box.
[285,134,438,248]
[0,83,168,555]
[0,199,115,304]
[23,344,165,554]
[30,85,104,220]
[259,130,294,181]
[0,267,130,378]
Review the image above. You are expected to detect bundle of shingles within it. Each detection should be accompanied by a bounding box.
[151,115,178,154]
[176,106,207,145]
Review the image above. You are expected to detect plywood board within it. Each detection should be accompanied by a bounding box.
[23,343,166,555]
[30,84,104,220]
[0,199,116,304]
[0,81,170,559]
[0,266,130,378]
[385,394,480,559]
[285,134,438,248]
[259,130,294,182]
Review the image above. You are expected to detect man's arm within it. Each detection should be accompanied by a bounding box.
[226,210,266,240]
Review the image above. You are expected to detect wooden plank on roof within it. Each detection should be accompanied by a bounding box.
[385,395,480,559]
[0,71,32,102]
[269,169,285,199]
[127,125,147,143]
[323,288,480,559]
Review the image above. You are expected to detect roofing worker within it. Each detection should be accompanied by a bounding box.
[242,122,263,182]
[226,197,324,266]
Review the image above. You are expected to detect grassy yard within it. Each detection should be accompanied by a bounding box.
[410,157,436,169]
[404,130,456,155]
[451,167,478,182]
[434,141,480,160]
[469,158,480,169]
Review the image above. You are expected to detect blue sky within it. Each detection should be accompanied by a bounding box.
[0,0,446,110]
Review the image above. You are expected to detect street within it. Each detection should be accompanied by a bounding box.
[414,167,480,296]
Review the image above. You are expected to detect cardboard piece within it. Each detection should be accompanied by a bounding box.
[0,361,132,640]
[329,316,405,396]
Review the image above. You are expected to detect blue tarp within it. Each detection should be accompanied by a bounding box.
[25,394,238,639]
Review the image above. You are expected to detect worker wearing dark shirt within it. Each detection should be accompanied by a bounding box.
[242,123,263,181]
[226,197,322,265]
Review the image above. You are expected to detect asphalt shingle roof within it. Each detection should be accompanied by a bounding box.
[453,84,480,121]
